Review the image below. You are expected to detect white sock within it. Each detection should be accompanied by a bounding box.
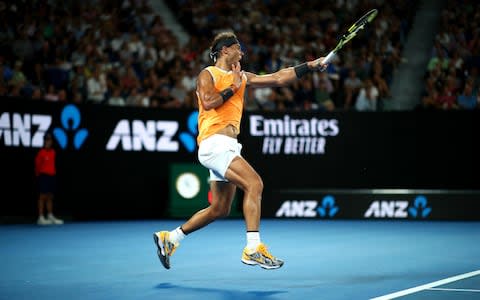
[246,231,261,252]
[169,226,186,244]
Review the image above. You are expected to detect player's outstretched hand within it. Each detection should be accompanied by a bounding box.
[308,57,329,71]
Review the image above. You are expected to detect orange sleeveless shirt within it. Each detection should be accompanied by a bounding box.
[196,66,247,144]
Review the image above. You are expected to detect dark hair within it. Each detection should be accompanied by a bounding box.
[209,32,239,62]
[43,132,53,140]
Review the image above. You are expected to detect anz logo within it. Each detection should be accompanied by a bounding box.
[0,104,88,149]
[178,111,198,152]
[317,195,339,218]
[275,195,339,218]
[408,195,432,218]
[364,195,432,219]
[53,104,88,149]
[0,112,51,147]
[106,111,198,153]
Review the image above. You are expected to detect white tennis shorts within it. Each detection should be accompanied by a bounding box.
[198,134,242,181]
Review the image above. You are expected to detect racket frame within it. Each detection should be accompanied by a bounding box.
[321,9,378,66]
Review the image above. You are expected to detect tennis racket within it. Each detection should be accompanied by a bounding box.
[320,9,378,68]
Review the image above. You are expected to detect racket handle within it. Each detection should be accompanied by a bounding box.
[323,51,336,65]
[318,51,335,72]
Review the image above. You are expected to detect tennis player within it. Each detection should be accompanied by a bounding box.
[154,31,327,270]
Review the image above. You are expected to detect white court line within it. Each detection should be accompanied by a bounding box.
[370,269,480,300]
[428,287,480,293]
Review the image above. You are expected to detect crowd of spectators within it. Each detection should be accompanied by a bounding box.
[417,0,480,110]
[168,0,416,111]
[0,0,196,109]
[0,0,417,111]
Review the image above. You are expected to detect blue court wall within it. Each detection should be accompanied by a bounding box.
[0,98,478,220]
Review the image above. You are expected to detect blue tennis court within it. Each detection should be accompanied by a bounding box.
[0,219,479,300]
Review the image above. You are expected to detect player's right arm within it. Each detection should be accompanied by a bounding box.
[197,63,243,111]
[196,70,224,111]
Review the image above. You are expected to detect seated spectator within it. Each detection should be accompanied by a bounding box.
[170,79,188,107]
[108,87,126,106]
[150,97,161,108]
[152,85,182,109]
[44,84,59,102]
[293,79,315,110]
[427,44,450,72]
[415,93,438,111]
[437,84,457,110]
[72,92,84,104]
[264,52,283,73]
[57,89,67,102]
[1,58,13,84]
[139,88,154,107]
[343,69,363,109]
[9,85,22,97]
[120,66,139,92]
[457,82,477,110]
[125,88,144,107]
[181,67,197,93]
[10,60,27,87]
[31,88,44,100]
[355,79,379,111]
[274,87,295,111]
[314,80,335,111]
[87,67,107,103]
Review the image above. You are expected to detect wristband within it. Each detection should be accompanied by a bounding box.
[220,84,237,102]
[220,88,234,102]
[294,62,310,78]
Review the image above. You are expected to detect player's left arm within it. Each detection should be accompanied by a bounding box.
[245,57,327,88]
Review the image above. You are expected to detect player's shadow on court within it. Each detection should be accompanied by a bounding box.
[155,282,286,299]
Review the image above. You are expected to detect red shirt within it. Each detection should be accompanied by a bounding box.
[35,148,56,176]
[437,94,456,109]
